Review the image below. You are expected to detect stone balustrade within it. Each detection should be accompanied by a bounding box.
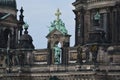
[86,0,116,9]
[87,0,114,4]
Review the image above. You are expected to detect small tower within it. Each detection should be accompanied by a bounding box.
[46,9,71,65]
[19,22,34,49]
[18,22,34,66]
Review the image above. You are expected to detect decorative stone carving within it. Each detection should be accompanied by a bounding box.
[90,45,99,63]
[93,12,100,26]
[53,45,62,64]
[77,46,83,64]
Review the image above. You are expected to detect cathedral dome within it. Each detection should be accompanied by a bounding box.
[0,0,16,9]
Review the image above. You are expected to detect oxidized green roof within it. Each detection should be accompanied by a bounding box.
[0,0,16,9]
[49,9,68,35]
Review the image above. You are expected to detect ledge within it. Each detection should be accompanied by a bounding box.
[87,0,116,9]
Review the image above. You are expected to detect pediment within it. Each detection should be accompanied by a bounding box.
[46,29,64,38]
[0,13,18,23]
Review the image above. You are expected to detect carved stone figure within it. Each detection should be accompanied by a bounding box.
[53,45,62,64]
[90,45,99,63]
[26,52,33,65]
[85,46,90,62]
[94,12,100,26]
[14,54,19,65]
[77,46,83,64]
[18,53,25,66]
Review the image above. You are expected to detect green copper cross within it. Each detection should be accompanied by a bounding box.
[55,9,61,20]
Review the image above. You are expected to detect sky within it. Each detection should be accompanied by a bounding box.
[17,0,75,49]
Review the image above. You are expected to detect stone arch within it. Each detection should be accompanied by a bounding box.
[54,41,59,46]
[54,41,62,46]
[58,42,62,48]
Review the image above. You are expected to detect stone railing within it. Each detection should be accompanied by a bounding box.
[86,0,116,9]
[87,0,114,4]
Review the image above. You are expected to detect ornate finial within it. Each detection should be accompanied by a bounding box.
[19,7,24,36]
[23,22,29,29]
[20,7,24,14]
[23,22,29,34]
[55,8,61,21]
[19,7,24,23]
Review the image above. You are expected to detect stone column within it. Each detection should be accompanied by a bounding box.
[79,8,85,45]
[48,49,52,65]
[113,9,118,44]
[106,8,111,43]
[116,6,120,43]
[62,47,68,65]
[108,7,114,44]
[73,7,85,46]
[109,7,118,44]
[73,10,80,46]
[77,46,83,64]
[84,10,90,43]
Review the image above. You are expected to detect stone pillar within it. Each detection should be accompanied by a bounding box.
[62,48,68,65]
[108,7,114,44]
[84,10,90,43]
[48,49,52,65]
[79,8,85,45]
[77,46,83,64]
[109,7,119,44]
[113,9,118,44]
[73,10,80,46]
[106,8,112,43]
[116,6,120,43]
[73,7,85,46]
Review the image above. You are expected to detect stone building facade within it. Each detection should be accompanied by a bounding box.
[73,0,120,46]
[0,0,120,80]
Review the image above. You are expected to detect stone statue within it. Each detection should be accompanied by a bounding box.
[90,45,98,63]
[9,53,13,66]
[18,53,25,66]
[53,45,62,64]
[14,54,19,65]
[85,46,90,62]
[77,46,83,64]
[94,12,100,26]
[26,52,33,65]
